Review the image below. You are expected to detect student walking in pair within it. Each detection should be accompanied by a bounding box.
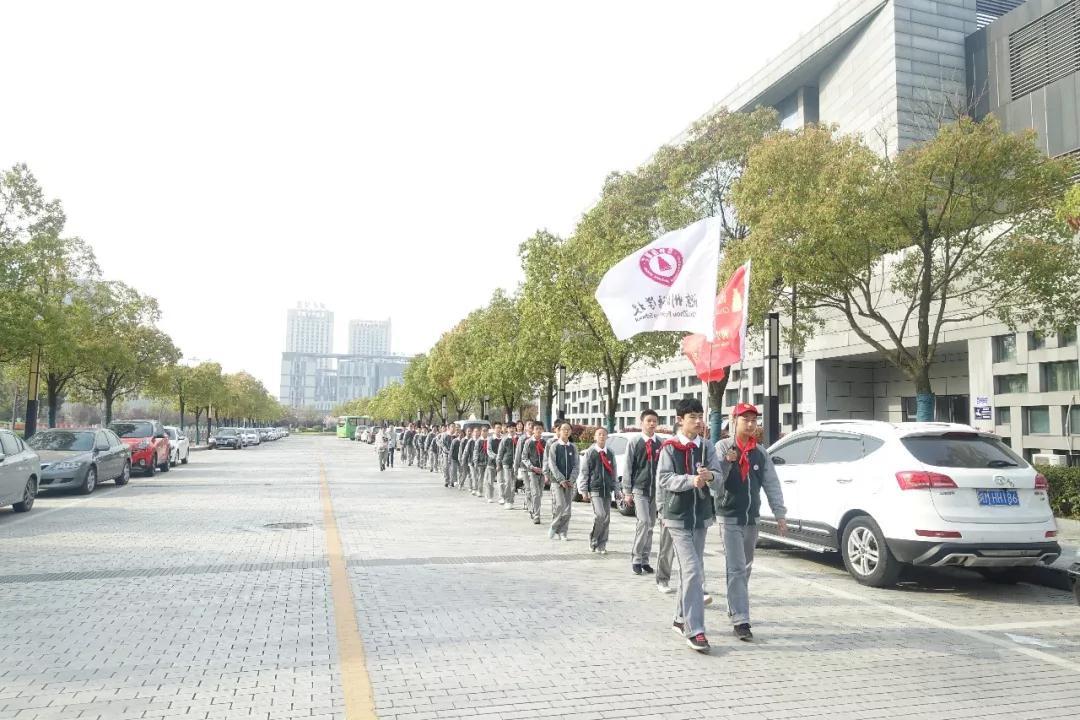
[447,426,462,488]
[516,420,534,510]
[579,427,617,554]
[658,398,722,654]
[497,424,516,508]
[713,404,787,642]
[387,428,397,468]
[624,409,662,576]
[545,422,577,540]
[376,428,389,471]
[521,424,546,524]
[485,423,504,504]
[473,428,490,499]
[459,429,476,493]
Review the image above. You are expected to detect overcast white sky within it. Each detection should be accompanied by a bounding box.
[1,0,836,395]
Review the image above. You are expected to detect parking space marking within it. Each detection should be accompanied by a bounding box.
[0,485,128,529]
[757,562,1080,675]
[319,459,376,720]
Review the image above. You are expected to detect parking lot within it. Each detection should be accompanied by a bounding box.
[0,434,1077,720]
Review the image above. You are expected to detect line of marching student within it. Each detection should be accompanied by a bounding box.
[372,398,788,655]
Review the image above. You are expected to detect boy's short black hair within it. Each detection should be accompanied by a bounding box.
[640,408,658,421]
[675,398,704,418]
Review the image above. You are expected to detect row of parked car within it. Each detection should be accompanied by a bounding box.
[0,419,198,513]
[209,426,288,449]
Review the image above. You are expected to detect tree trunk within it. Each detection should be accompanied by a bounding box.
[178,398,186,434]
[707,371,731,442]
[193,407,203,444]
[913,364,935,421]
[46,375,61,429]
[104,393,115,425]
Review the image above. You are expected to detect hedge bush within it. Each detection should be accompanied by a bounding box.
[1034,465,1080,519]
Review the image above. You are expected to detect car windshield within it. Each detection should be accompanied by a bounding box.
[165,428,178,439]
[110,422,154,438]
[217,429,237,436]
[901,433,1027,469]
[28,430,95,452]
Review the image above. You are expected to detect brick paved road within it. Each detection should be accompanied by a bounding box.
[1,435,1077,720]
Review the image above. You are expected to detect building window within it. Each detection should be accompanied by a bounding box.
[753,367,764,385]
[992,334,1017,363]
[1067,406,1080,434]
[731,370,741,382]
[779,385,791,404]
[639,382,647,396]
[1042,361,1080,392]
[782,363,791,377]
[997,407,1011,426]
[741,388,749,403]
[994,374,1028,394]
[688,375,701,387]
[1024,406,1051,434]
[753,393,764,406]
[902,396,918,421]
[669,378,678,392]
[1029,331,1047,351]
[725,389,739,407]
[680,376,686,388]
[1060,327,1077,347]
[1008,0,1080,100]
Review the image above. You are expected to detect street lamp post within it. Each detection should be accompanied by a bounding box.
[556,364,566,425]
[23,314,44,440]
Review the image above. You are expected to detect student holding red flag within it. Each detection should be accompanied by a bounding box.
[712,403,788,642]
[578,427,618,555]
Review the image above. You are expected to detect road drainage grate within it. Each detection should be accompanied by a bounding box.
[263,522,312,530]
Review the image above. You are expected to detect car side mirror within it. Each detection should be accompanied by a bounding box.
[95,442,110,451]
[772,456,786,465]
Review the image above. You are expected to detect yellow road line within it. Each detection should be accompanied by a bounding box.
[319,460,377,719]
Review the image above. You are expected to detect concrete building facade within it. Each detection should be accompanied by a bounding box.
[348,319,392,356]
[562,0,1080,465]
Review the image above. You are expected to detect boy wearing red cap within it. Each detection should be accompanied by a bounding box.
[713,403,788,642]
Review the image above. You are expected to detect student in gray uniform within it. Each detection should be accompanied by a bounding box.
[447,427,462,488]
[713,403,787,642]
[516,420,534,510]
[427,428,440,473]
[578,427,617,554]
[473,427,490,499]
[521,424,546,524]
[440,425,454,485]
[545,422,577,539]
[624,409,662,576]
[459,430,475,493]
[658,398,722,654]
[497,424,516,508]
[486,423,504,504]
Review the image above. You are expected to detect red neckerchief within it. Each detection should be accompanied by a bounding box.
[662,437,697,475]
[481,440,487,453]
[535,438,545,458]
[735,434,758,482]
[513,435,519,446]
[643,435,656,463]
[598,447,614,477]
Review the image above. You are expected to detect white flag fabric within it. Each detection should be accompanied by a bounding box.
[594,217,722,340]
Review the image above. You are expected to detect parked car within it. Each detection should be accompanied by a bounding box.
[29,428,131,494]
[0,428,39,512]
[573,431,672,514]
[109,420,170,477]
[241,428,260,446]
[164,426,190,466]
[760,420,1060,587]
[213,428,243,449]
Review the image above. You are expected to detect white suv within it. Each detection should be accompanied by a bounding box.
[759,421,1060,587]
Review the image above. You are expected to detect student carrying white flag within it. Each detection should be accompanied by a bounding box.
[594,217,722,341]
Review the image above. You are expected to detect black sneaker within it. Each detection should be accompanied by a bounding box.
[632,564,643,575]
[671,621,685,637]
[641,565,655,574]
[687,633,710,653]
[734,623,753,642]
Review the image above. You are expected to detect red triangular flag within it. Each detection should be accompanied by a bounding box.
[682,262,751,382]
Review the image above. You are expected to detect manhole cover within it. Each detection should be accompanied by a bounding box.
[263,522,312,530]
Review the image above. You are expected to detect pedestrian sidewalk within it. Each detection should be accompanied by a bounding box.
[1055,516,1080,569]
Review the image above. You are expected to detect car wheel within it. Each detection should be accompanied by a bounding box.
[79,466,97,495]
[145,460,157,477]
[977,567,1026,584]
[170,450,177,467]
[12,478,36,512]
[115,462,130,486]
[841,515,902,588]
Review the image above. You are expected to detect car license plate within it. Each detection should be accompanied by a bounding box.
[977,489,1020,506]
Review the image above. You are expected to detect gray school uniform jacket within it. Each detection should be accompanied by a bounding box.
[577,444,617,496]
[513,433,528,471]
[473,438,489,467]
[522,437,546,477]
[461,438,475,465]
[658,437,724,530]
[544,439,578,485]
[486,436,503,467]
[497,435,515,467]
[713,437,787,525]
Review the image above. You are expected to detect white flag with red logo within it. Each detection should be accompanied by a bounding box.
[594,217,722,340]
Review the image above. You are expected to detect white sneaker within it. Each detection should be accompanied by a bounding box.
[499,500,505,505]
[561,534,569,541]
[487,499,494,503]
[657,582,675,595]
[704,594,713,606]
[505,504,515,510]
[599,549,608,555]
[548,527,557,540]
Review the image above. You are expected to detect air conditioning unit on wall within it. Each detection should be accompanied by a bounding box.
[1032,453,1068,467]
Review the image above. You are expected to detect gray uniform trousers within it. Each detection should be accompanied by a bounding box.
[589,495,611,551]
[549,482,573,536]
[656,523,674,584]
[459,463,471,492]
[527,471,544,519]
[668,524,709,637]
[485,464,499,500]
[722,521,759,626]
[631,493,656,565]
[499,465,515,505]
[522,467,532,509]
[474,463,487,496]
[449,458,460,487]
[443,455,453,485]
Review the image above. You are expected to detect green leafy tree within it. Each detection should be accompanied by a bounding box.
[732,116,1080,420]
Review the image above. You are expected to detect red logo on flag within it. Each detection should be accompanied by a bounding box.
[638,248,683,287]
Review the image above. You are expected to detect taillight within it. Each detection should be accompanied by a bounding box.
[1034,473,1048,491]
[896,471,957,490]
[915,529,963,538]
[1046,530,1058,538]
